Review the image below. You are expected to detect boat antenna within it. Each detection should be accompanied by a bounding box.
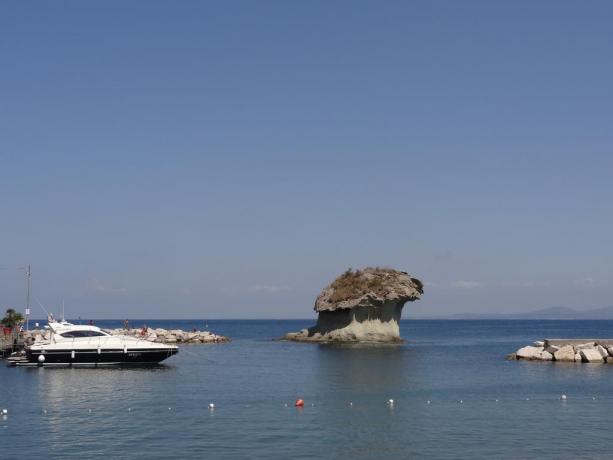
[62,300,65,322]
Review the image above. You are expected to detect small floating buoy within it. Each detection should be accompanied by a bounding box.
[349,402,353,406]
[295,399,304,407]
[284,403,288,407]
[168,407,172,411]
[495,399,499,402]
[460,400,463,404]
[593,397,596,400]
[427,400,431,404]
[526,398,530,401]
[128,408,132,412]
[387,399,394,405]
[208,403,215,410]
[43,409,47,414]
[1,409,7,415]
[88,409,92,413]
[560,394,567,400]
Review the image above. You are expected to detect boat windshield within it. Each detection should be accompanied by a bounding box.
[59,330,108,338]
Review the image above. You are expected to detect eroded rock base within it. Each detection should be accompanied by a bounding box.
[282,302,404,343]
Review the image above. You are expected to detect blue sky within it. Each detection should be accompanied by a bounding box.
[1,1,612,318]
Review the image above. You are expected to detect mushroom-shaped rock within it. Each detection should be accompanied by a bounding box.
[282,267,423,343]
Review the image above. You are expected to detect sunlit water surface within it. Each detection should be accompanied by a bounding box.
[2,320,613,459]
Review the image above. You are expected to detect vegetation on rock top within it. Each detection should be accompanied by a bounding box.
[327,267,423,304]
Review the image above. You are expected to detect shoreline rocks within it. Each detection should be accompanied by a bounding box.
[21,328,230,345]
[282,267,423,343]
[509,339,613,363]
[107,328,230,344]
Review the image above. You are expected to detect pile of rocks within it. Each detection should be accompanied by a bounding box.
[107,328,230,344]
[508,340,613,363]
[20,328,230,345]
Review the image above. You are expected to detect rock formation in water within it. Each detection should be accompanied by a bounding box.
[508,339,613,363]
[283,267,423,343]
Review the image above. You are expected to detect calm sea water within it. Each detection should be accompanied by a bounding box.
[2,319,613,459]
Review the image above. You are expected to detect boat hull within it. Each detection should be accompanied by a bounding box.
[26,348,178,365]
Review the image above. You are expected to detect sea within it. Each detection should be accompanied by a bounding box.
[2,319,613,459]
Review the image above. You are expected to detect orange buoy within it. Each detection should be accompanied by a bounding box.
[295,399,304,407]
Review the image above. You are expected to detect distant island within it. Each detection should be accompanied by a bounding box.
[410,306,613,320]
[282,267,423,343]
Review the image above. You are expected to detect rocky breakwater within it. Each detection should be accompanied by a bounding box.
[508,339,613,363]
[107,328,230,344]
[282,267,423,343]
[21,327,230,345]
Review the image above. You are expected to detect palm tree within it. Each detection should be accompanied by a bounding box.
[1,308,24,329]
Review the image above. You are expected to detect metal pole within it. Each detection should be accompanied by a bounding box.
[25,265,31,331]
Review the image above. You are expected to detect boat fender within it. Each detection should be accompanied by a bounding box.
[38,354,45,363]
[71,350,75,359]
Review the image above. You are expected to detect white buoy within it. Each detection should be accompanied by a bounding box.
[349,402,353,406]
[168,407,172,411]
[460,400,463,404]
[593,397,596,400]
[208,403,215,410]
[388,399,394,405]
[427,400,431,404]
[1,409,7,415]
[526,398,530,401]
[128,408,132,412]
[495,399,499,402]
[284,403,288,407]
[560,394,567,400]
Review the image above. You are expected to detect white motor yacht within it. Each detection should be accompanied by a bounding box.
[25,320,178,366]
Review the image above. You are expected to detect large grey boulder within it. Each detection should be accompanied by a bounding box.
[553,345,575,362]
[580,349,604,363]
[539,350,554,361]
[596,345,609,359]
[282,267,423,343]
[516,346,545,360]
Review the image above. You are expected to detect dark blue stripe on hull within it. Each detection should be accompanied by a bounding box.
[27,349,177,365]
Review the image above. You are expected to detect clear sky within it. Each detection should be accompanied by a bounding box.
[1,1,612,319]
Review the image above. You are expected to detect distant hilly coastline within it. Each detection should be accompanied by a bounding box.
[412,306,613,320]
